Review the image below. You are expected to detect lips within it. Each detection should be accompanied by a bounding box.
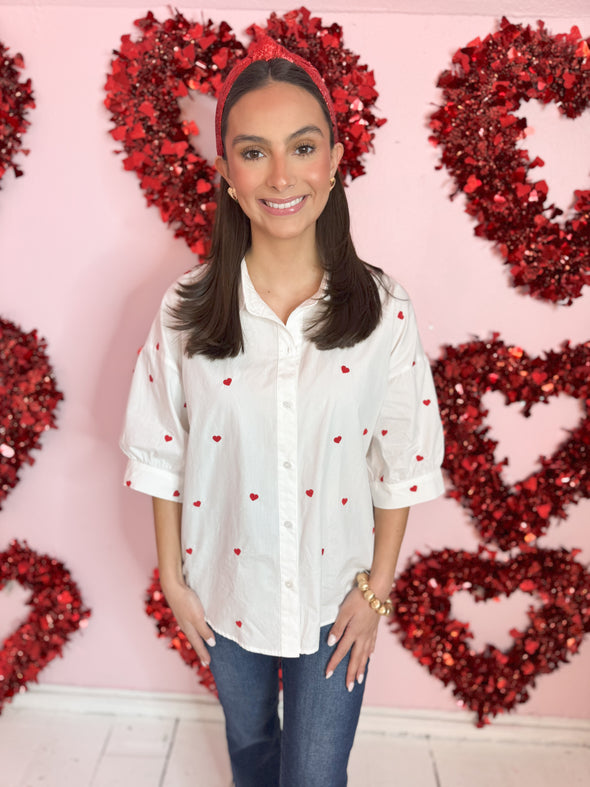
[259,195,308,215]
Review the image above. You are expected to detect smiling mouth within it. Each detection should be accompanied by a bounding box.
[261,196,306,210]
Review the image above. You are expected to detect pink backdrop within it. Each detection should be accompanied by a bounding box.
[1,2,589,720]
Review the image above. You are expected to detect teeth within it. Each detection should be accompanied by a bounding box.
[264,196,305,209]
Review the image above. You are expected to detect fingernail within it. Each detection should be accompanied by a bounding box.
[201,660,210,668]
[325,670,333,679]
[206,637,216,647]
[327,634,336,647]
[357,674,364,685]
[347,682,354,693]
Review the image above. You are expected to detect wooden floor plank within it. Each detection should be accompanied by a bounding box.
[432,740,590,787]
[0,708,110,787]
[91,755,165,787]
[349,734,438,786]
[162,719,232,787]
[102,716,175,758]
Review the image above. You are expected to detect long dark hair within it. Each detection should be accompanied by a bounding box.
[171,58,384,359]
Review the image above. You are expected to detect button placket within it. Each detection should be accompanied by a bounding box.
[276,325,300,654]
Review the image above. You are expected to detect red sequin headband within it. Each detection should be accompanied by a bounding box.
[215,35,338,156]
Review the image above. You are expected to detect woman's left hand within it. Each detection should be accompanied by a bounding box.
[325,587,381,691]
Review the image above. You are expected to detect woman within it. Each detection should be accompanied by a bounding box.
[121,36,444,786]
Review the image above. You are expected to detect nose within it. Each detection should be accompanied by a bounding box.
[266,153,294,192]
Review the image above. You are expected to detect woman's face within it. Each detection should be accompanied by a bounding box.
[216,81,343,247]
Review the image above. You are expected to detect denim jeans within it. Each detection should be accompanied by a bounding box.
[206,624,367,787]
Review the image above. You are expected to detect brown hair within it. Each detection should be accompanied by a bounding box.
[171,58,384,359]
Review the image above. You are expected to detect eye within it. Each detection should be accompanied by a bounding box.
[240,147,264,161]
[294,143,316,156]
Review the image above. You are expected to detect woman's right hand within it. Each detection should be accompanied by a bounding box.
[161,579,216,666]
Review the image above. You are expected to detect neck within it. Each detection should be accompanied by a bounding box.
[246,230,323,288]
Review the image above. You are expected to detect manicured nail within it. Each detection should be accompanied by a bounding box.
[206,637,216,647]
[327,634,336,647]
[357,674,364,685]
[325,670,334,679]
[201,660,210,668]
[347,682,354,693]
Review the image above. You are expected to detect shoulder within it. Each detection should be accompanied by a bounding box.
[159,262,209,312]
[371,267,413,311]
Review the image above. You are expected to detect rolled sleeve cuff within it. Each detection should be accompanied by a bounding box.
[123,458,184,502]
[370,469,445,509]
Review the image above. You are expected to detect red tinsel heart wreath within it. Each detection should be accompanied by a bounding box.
[0,41,35,186]
[429,18,590,304]
[145,568,217,695]
[0,540,91,712]
[104,7,385,256]
[391,546,590,726]
[0,319,63,512]
[432,335,589,551]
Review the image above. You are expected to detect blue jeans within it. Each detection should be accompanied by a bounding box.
[206,624,367,787]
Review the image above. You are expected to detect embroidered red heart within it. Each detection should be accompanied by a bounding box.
[0,43,35,188]
[223,378,232,386]
[409,485,418,492]
[391,546,590,726]
[341,366,350,374]
[235,620,242,628]
[234,548,241,555]
[126,480,131,487]
[341,498,348,505]
[305,489,314,497]
[381,429,388,436]
[104,8,385,256]
[164,435,173,442]
[397,311,404,320]
[212,435,222,442]
[173,490,180,498]
[333,436,342,443]
[432,336,590,551]
[0,319,63,511]
[0,540,91,711]
[249,493,259,501]
[429,19,590,304]
[422,399,431,406]
[193,500,201,507]
[416,455,424,462]
[185,548,193,555]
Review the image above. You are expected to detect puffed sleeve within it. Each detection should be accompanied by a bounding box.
[367,287,445,509]
[119,282,189,502]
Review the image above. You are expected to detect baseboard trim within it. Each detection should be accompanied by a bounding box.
[7,684,590,747]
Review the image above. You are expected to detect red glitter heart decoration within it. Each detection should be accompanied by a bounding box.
[0,540,91,711]
[0,319,63,511]
[104,7,385,256]
[432,335,589,551]
[429,18,590,304]
[0,41,35,187]
[391,546,590,726]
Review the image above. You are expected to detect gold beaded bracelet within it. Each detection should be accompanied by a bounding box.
[355,571,393,616]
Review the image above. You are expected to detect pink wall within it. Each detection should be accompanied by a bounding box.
[1,3,589,721]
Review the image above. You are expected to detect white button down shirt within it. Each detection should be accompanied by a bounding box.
[120,260,444,656]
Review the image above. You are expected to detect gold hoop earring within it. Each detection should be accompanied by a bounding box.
[329,176,336,191]
[228,186,238,202]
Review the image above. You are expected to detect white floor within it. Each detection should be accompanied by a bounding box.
[1,700,589,787]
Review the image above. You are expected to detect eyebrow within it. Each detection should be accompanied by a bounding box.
[231,125,324,148]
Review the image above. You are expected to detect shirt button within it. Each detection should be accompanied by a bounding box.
[284,521,293,529]
[282,400,293,409]
[283,461,292,469]
[285,580,294,589]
